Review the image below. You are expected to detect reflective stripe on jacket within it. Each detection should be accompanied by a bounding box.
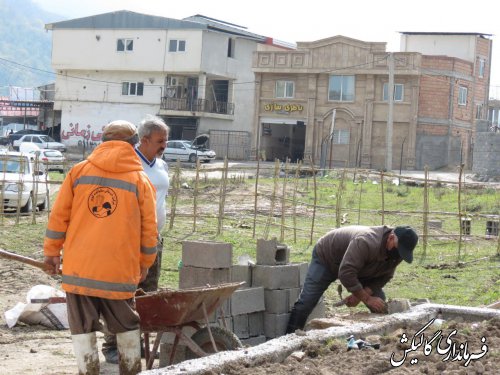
[44,141,158,299]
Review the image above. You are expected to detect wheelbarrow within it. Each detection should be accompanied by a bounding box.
[135,281,244,369]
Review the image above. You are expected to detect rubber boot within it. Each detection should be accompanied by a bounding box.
[71,332,100,375]
[116,329,141,375]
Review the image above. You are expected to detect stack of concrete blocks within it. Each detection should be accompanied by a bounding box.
[245,238,324,341]
[159,240,234,366]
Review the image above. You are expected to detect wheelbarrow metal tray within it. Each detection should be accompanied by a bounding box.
[136,282,243,331]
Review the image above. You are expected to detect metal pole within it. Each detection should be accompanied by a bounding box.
[399,137,406,184]
[386,52,394,171]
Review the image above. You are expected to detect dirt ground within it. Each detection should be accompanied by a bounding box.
[221,317,500,375]
[1,257,499,375]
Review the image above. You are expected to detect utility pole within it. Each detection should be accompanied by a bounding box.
[386,52,394,171]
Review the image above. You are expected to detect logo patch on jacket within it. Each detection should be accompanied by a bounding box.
[88,187,117,218]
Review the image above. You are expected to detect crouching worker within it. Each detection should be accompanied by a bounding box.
[286,225,418,333]
[43,120,158,375]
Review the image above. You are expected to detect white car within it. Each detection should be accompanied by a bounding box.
[13,134,66,152]
[162,135,216,163]
[0,151,49,212]
[28,149,66,173]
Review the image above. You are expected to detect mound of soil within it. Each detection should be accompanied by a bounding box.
[1,257,498,375]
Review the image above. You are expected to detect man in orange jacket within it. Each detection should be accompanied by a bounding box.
[44,120,158,375]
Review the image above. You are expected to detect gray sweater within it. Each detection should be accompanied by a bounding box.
[315,225,402,293]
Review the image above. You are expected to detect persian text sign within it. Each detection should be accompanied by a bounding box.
[264,103,304,114]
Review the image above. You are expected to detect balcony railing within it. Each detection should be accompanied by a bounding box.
[160,97,234,115]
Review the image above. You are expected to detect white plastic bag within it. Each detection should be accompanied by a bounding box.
[4,284,69,329]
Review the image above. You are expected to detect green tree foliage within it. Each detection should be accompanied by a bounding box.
[0,0,63,95]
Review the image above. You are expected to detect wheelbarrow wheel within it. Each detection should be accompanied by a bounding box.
[185,326,242,360]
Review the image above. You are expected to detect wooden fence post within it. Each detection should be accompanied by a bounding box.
[280,159,289,242]
[217,157,229,235]
[380,171,385,225]
[252,158,261,239]
[309,156,317,246]
[192,159,200,232]
[263,159,280,240]
[168,160,181,230]
[422,167,429,260]
[291,161,302,243]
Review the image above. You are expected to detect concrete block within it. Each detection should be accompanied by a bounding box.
[233,314,249,339]
[296,262,309,286]
[252,264,300,289]
[240,335,267,347]
[264,289,288,314]
[288,288,300,311]
[387,298,411,314]
[256,238,289,265]
[179,266,230,289]
[265,288,299,314]
[182,240,232,268]
[248,312,264,337]
[231,264,252,287]
[264,312,290,338]
[230,287,265,316]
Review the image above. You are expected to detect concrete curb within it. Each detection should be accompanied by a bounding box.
[140,303,500,374]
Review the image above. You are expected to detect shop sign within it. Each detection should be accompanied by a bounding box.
[264,103,303,114]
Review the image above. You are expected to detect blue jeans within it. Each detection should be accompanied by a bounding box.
[286,246,385,333]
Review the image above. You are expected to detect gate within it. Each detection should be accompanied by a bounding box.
[209,130,250,160]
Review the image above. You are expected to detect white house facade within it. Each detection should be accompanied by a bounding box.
[45,11,289,157]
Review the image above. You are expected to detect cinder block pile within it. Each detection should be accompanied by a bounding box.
[161,238,324,364]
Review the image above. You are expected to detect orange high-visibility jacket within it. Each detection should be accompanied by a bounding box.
[44,141,158,300]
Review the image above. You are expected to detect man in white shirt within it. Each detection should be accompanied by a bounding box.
[134,115,170,291]
[102,115,170,364]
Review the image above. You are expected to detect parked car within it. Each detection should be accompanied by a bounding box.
[28,149,66,173]
[0,136,10,146]
[0,150,49,212]
[162,135,216,163]
[8,129,46,145]
[13,134,66,152]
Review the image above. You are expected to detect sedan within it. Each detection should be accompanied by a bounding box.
[28,149,66,173]
[13,134,66,152]
[163,137,216,163]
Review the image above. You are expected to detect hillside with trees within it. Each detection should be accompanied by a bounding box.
[0,0,63,96]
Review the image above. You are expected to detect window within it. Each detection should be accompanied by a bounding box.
[458,86,467,106]
[117,38,134,52]
[476,104,483,119]
[383,83,404,101]
[228,38,235,58]
[479,58,485,78]
[276,81,294,98]
[169,39,186,52]
[328,75,355,101]
[332,129,350,144]
[122,82,144,96]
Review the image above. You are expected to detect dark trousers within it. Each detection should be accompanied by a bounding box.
[103,237,163,353]
[286,246,386,333]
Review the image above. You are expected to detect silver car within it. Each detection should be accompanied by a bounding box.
[0,151,49,212]
[163,135,216,163]
[28,149,66,173]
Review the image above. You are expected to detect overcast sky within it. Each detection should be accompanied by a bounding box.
[34,0,500,98]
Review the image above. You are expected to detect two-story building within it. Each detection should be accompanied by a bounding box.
[252,32,492,170]
[45,11,288,157]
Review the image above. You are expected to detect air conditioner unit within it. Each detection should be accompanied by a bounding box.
[166,76,178,86]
